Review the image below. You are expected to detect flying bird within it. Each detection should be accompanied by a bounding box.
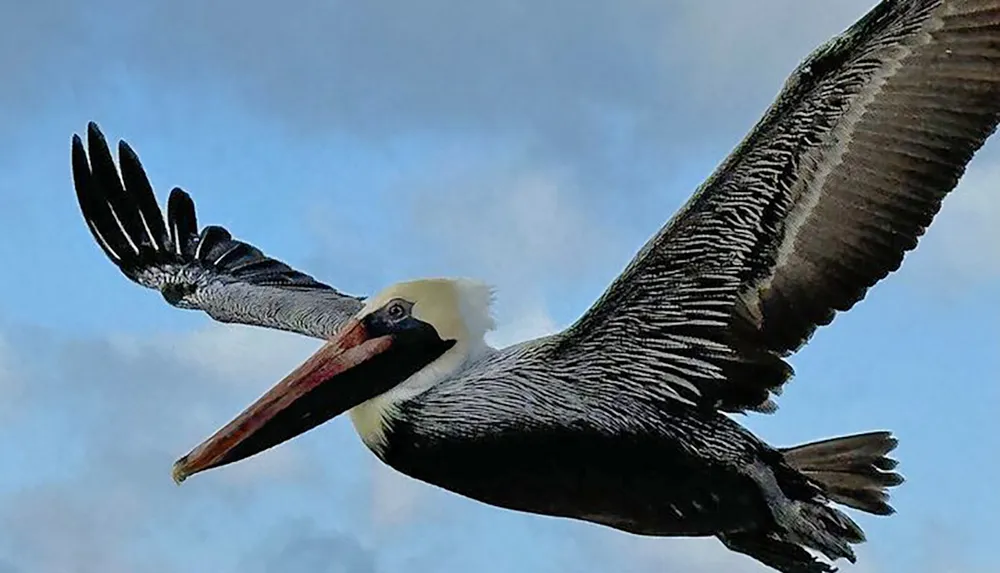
[71,1,1000,572]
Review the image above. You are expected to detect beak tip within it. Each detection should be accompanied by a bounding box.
[171,456,190,486]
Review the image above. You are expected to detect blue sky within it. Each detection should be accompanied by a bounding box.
[0,1,997,572]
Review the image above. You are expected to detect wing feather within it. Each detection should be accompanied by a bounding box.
[544,0,1000,413]
[72,122,363,339]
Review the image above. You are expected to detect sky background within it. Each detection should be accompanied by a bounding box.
[0,0,997,572]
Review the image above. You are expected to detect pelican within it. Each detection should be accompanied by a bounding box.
[72,1,1000,572]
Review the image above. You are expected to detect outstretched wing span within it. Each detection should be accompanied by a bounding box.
[72,122,364,339]
[544,0,1000,413]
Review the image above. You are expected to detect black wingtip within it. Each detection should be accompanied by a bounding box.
[168,186,194,205]
[70,135,86,173]
[71,135,89,198]
[85,122,113,170]
[167,187,198,255]
[86,122,106,150]
[72,123,132,267]
[118,139,134,161]
[117,137,173,255]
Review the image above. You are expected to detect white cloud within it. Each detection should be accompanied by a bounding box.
[2,0,879,148]
[215,441,313,487]
[1,487,152,573]
[369,461,431,529]
[406,157,624,285]
[398,152,628,344]
[0,321,357,573]
[240,519,376,573]
[487,300,560,348]
[107,323,320,388]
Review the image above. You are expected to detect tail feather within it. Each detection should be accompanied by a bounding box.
[782,431,904,516]
[719,532,836,573]
[725,432,903,572]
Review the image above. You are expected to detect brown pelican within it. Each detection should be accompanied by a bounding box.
[71,1,1000,572]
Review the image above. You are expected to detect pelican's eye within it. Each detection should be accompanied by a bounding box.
[386,300,409,322]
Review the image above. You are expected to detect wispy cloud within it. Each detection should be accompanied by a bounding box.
[2,0,880,172]
[0,325,345,572]
[109,323,321,388]
[401,151,627,333]
[238,519,376,573]
[405,156,622,283]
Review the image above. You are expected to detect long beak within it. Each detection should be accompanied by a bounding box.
[171,317,391,484]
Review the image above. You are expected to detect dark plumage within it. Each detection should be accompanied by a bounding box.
[72,2,1000,572]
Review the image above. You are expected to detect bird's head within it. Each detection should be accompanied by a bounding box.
[171,278,495,483]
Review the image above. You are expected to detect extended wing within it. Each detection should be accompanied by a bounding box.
[545,0,1000,413]
[72,122,364,339]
